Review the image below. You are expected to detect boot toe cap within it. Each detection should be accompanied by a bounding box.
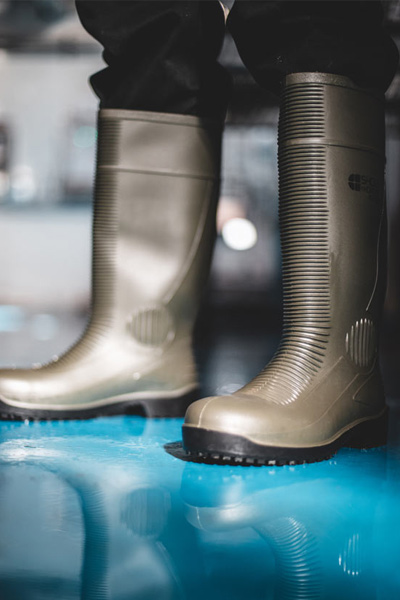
[183,392,321,448]
[184,393,276,438]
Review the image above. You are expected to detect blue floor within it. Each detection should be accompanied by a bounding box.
[1,412,399,600]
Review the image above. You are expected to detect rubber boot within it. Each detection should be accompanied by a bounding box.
[0,110,221,419]
[183,73,387,464]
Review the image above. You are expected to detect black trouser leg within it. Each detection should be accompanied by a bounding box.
[75,0,230,119]
[227,0,399,94]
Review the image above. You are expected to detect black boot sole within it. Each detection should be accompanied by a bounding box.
[0,390,197,421]
[181,410,388,466]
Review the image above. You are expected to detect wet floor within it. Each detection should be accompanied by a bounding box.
[0,408,400,600]
[0,304,399,599]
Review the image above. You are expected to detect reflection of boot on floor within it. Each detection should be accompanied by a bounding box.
[184,72,388,464]
[181,452,387,600]
[0,111,221,420]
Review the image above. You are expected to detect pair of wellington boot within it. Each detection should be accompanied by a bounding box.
[0,73,388,465]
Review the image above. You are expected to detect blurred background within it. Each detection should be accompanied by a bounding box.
[0,0,399,397]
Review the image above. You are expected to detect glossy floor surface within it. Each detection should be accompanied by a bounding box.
[0,304,399,600]
[1,407,400,600]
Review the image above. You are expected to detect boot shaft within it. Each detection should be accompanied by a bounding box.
[91,110,222,344]
[278,73,386,369]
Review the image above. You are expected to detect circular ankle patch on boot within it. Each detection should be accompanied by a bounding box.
[128,306,175,346]
[345,318,376,368]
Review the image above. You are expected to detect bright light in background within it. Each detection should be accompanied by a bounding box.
[222,217,258,251]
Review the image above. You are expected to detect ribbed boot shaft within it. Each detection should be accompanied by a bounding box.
[56,118,121,364]
[90,116,121,331]
[242,74,385,404]
[56,110,221,366]
[279,79,331,384]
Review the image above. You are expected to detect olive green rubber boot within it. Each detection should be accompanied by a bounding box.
[183,73,387,464]
[0,110,221,419]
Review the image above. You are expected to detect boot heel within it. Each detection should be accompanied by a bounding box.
[345,410,388,449]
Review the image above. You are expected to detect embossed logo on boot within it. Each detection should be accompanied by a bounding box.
[348,174,378,196]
